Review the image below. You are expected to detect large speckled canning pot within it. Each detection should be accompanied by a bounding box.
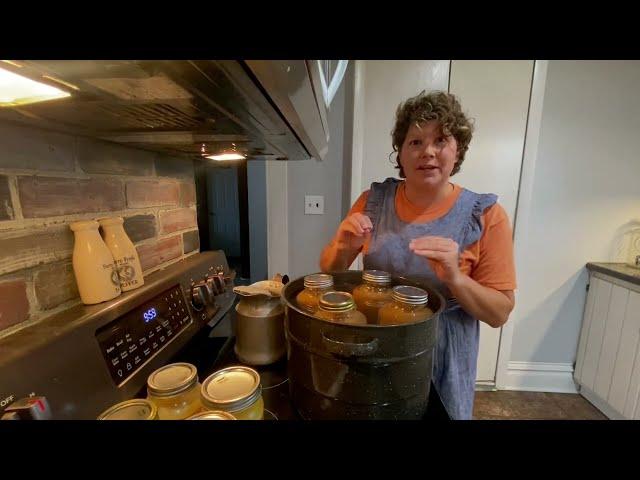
[282,270,445,420]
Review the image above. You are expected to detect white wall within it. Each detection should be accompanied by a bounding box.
[285,63,354,280]
[510,61,640,366]
[266,160,288,279]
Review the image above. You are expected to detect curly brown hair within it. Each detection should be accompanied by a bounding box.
[391,90,474,177]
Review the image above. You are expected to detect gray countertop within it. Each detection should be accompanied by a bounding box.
[586,262,640,286]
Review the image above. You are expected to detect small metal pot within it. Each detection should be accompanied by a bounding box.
[234,295,286,366]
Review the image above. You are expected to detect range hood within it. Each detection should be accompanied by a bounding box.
[0,60,345,161]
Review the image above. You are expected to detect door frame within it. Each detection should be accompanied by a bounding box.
[495,60,549,389]
[350,60,366,271]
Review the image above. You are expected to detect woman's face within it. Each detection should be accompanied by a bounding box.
[398,121,458,189]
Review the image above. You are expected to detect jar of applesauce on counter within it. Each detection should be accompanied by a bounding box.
[378,286,434,326]
[315,291,367,325]
[352,270,392,324]
[146,363,202,420]
[296,274,334,313]
[187,411,237,420]
[200,366,264,420]
[97,399,158,420]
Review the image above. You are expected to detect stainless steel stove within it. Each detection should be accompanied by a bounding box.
[0,251,236,420]
[0,250,451,421]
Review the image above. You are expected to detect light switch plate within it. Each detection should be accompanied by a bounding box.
[304,195,324,215]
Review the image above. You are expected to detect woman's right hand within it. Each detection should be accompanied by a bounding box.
[334,213,373,250]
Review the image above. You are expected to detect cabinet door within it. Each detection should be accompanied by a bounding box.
[574,276,599,383]
[579,277,613,389]
[593,285,629,399]
[626,340,640,419]
[609,290,640,415]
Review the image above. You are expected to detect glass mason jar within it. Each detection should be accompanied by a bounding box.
[186,411,237,420]
[352,270,393,324]
[146,363,202,420]
[378,285,434,326]
[200,366,264,420]
[97,399,158,420]
[296,274,334,314]
[315,291,367,325]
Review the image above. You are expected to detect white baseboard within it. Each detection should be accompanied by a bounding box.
[578,385,624,420]
[475,381,497,392]
[499,361,579,393]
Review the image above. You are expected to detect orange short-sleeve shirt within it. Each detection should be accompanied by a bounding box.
[348,182,517,291]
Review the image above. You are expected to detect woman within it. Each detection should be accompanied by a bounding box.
[319,91,516,420]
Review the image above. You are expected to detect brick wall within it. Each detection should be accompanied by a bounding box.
[0,122,200,336]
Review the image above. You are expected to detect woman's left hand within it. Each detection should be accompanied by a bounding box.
[409,236,462,285]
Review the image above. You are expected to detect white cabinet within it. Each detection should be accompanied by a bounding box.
[574,271,640,419]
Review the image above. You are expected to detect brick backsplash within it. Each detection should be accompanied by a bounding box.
[19,176,125,218]
[0,175,13,220]
[136,235,183,271]
[0,279,30,331]
[123,214,157,243]
[0,122,200,336]
[126,179,181,208]
[159,208,197,234]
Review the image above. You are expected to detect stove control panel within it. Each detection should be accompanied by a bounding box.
[96,284,192,385]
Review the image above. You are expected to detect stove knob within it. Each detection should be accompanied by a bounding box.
[206,266,229,293]
[1,396,51,420]
[190,282,208,311]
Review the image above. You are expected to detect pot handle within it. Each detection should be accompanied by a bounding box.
[321,332,379,357]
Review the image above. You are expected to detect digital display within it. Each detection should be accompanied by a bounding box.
[96,284,193,386]
[143,308,157,323]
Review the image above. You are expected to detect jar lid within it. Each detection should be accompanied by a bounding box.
[201,366,262,413]
[97,399,158,420]
[147,363,199,397]
[362,270,391,286]
[187,411,237,420]
[303,273,334,289]
[69,220,99,232]
[391,285,429,306]
[318,291,355,312]
[98,216,124,226]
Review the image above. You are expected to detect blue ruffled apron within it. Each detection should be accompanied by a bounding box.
[362,178,497,419]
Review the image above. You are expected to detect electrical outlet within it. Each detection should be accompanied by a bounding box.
[304,195,324,215]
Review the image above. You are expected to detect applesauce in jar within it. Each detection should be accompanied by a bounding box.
[352,270,392,324]
[296,274,334,313]
[315,291,367,325]
[146,363,202,420]
[97,399,158,420]
[187,411,237,420]
[378,285,434,326]
[200,366,264,420]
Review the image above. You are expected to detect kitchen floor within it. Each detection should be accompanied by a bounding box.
[473,391,608,420]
